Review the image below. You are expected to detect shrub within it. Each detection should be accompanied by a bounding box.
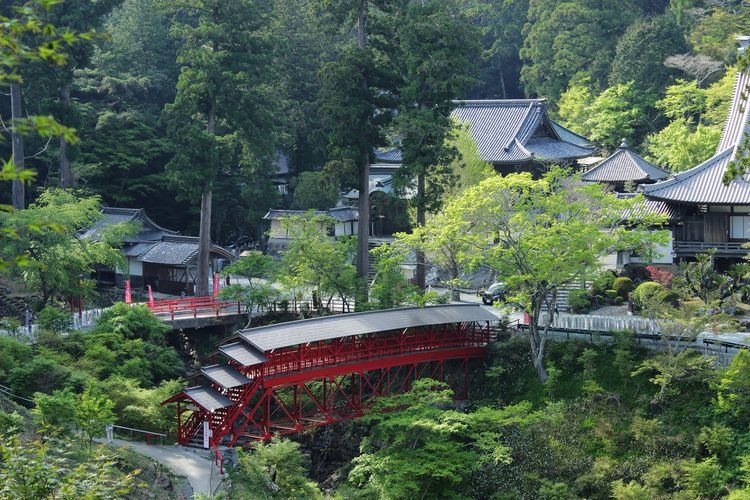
[612,277,634,298]
[645,265,673,288]
[567,289,593,313]
[591,270,617,296]
[605,289,618,299]
[614,296,624,305]
[633,282,663,309]
[37,306,72,333]
[655,290,680,308]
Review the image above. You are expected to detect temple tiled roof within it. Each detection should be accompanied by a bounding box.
[642,69,750,205]
[582,140,669,183]
[263,207,358,222]
[374,147,402,163]
[716,70,750,154]
[450,99,595,165]
[641,148,750,204]
[79,207,177,241]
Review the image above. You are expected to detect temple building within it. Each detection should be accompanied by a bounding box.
[581,139,669,192]
[450,99,596,175]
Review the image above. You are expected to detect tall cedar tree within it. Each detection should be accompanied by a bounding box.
[319,0,396,299]
[163,0,276,296]
[394,0,480,288]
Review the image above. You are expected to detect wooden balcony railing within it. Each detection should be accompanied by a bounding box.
[673,241,748,255]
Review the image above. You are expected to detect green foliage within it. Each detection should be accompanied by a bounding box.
[291,171,339,210]
[74,388,115,449]
[680,457,729,498]
[368,245,419,310]
[278,215,358,311]
[633,281,664,309]
[611,277,634,298]
[0,190,125,304]
[608,14,688,98]
[520,0,638,102]
[715,349,750,427]
[230,438,322,499]
[655,289,680,308]
[0,437,137,499]
[347,379,517,499]
[557,81,648,149]
[567,289,593,314]
[444,121,495,197]
[0,336,33,383]
[8,356,72,397]
[645,119,721,172]
[32,389,77,435]
[445,170,666,380]
[0,411,24,438]
[220,251,279,324]
[94,303,170,343]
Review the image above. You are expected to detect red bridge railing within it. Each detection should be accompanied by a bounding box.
[148,297,242,320]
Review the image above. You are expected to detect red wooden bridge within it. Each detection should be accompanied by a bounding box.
[163,304,501,455]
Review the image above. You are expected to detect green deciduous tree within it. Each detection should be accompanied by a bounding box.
[346,379,514,499]
[645,119,721,172]
[74,387,115,450]
[230,438,322,499]
[443,170,665,381]
[715,349,750,427]
[219,251,278,326]
[277,215,358,312]
[32,388,76,435]
[0,189,125,304]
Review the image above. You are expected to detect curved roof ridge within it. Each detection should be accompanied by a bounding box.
[717,70,750,154]
[453,98,545,106]
[646,147,733,189]
[504,102,536,150]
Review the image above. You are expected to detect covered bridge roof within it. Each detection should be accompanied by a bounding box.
[239,303,502,352]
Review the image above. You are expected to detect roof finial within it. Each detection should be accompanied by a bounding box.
[619,138,629,149]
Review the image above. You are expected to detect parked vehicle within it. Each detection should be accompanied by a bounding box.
[481,282,506,305]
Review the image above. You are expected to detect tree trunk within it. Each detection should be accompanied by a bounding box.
[529,292,549,382]
[450,260,460,301]
[196,189,212,296]
[416,171,426,289]
[10,83,24,209]
[355,0,370,301]
[196,99,217,297]
[59,84,73,188]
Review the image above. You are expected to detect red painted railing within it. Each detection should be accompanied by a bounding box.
[147,297,241,320]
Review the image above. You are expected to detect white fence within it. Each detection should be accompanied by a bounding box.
[1,308,105,343]
[538,312,660,335]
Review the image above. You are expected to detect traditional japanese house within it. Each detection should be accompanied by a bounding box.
[263,207,359,255]
[450,99,596,175]
[81,207,233,295]
[582,139,669,192]
[640,66,750,267]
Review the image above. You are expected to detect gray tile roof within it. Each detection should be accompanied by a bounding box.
[327,207,358,222]
[641,148,750,204]
[642,70,750,206]
[80,207,177,241]
[550,120,594,148]
[450,99,594,165]
[201,364,252,388]
[263,208,358,222]
[219,341,269,366]
[619,194,681,221]
[716,70,750,154]
[263,209,325,220]
[137,240,198,265]
[123,242,155,257]
[582,141,669,183]
[239,304,502,354]
[374,148,402,163]
[182,386,233,412]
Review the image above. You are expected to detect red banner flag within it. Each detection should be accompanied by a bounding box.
[125,280,132,304]
[213,273,220,298]
[147,285,155,307]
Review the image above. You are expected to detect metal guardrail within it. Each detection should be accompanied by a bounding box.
[110,424,167,445]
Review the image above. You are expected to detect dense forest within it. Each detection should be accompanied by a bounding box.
[2,0,749,243]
